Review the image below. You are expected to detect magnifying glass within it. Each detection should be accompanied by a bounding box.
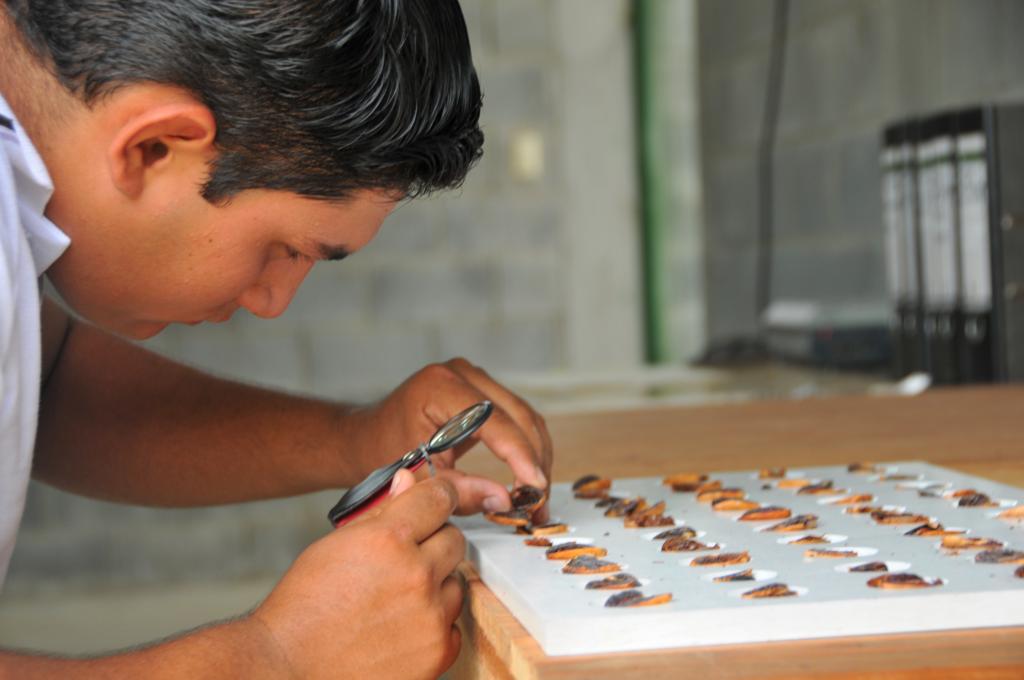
[327,401,494,527]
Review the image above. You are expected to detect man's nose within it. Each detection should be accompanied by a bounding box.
[237,258,314,319]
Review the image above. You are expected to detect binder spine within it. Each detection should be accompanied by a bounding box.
[917,114,961,384]
[881,123,924,378]
[955,109,994,382]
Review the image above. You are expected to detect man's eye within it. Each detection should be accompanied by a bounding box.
[285,246,309,262]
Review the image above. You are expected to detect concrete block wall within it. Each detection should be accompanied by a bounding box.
[698,0,1024,343]
[7,0,643,593]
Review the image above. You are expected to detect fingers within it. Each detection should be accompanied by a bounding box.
[389,468,417,497]
[439,573,464,624]
[419,523,466,585]
[438,575,465,672]
[436,468,511,515]
[376,477,457,544]
[422,372,545,490]
[440,622,463,675]
[443,358,551,487]
[477,406,548,489]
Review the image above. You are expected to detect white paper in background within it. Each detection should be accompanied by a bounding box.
[899,143,919,301]
[957,132,992,313]
[456,461,1024,656]
[880,147,905,301]
[882,146,914,304]
[918,137,959,310]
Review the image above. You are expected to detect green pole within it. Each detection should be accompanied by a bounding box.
[634,0,669,363]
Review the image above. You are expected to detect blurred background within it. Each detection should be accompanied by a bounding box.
[5,0,1024,655]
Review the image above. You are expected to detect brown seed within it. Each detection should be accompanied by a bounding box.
[998,505,1024,521]
[713,568,755,582]
[776,478,812,489]
[975,549,1024,565]
[904,522,964,537]
[629,500,666,519]
[695,480,723,493]
[758,468,786,479]
[586,573,640,590]
[624,513,675,528]
[530,522,569,536]
[662,537,719,552]
[690,551,750,567]
[545,542,608,560]
[948,488,979,498]
[879,473,918,482]
[765,514,818,532]
[511,485,547,513]
[797,480,835,495]
[1016,566,1024,579]
[849,561,888,572]
[847,462,878,473]
[867,573,941,589]
[790,534,829,544]
[712,498,760,512]
[524,537,552,547]
[604,498,645,518]
[957,493,997,508]
[940,535,1004,551]
[573,475,611,499]
[595,495,623,508]
[741,583,796,599]
[604,589,672,607]
[653,526,697,540]
[871,511,931,525]
[697,488,745,504]
[845,505,882,515]
[662,473,707,486]
[832,494,874,505]
[572,474,606,491]
[739,506,791,521]
[804,548,859,559]
[562,555,620,574]
[484,509,531,526]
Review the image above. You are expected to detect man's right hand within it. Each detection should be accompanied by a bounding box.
[250,472,465,679]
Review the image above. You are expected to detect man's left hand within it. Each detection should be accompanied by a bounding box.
[341,357,552,520]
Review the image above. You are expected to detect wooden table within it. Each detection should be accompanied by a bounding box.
[451,385,1024,679]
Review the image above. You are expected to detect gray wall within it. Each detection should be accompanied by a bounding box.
[8,0,644,593]
[699,0,1024,343]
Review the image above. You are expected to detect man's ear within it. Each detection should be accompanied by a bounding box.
[107,97,216,199]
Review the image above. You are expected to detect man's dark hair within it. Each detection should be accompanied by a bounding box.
[5,0,484,203]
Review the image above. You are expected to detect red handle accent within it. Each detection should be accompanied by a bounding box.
[331,458,428,528]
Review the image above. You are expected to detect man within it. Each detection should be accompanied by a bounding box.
[0,0,551,677]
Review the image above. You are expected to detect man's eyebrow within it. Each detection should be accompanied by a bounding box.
[317,243,351,261]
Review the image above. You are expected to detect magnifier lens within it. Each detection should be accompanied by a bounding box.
[426,401,493,453]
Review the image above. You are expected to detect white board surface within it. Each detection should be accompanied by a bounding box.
[455,461,1024,656]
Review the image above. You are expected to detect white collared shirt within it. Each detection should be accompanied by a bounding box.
[0,93,70,587]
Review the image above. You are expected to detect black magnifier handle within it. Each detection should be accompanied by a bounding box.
[327,449,427,527]
[327,401,494,528]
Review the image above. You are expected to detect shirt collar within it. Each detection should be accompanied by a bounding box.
[0,93,71,276]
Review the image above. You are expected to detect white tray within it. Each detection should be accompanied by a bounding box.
[455,461,1024,656]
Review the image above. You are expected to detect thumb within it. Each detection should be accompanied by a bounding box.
[436,469,512,516]
[389,468,417,498]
